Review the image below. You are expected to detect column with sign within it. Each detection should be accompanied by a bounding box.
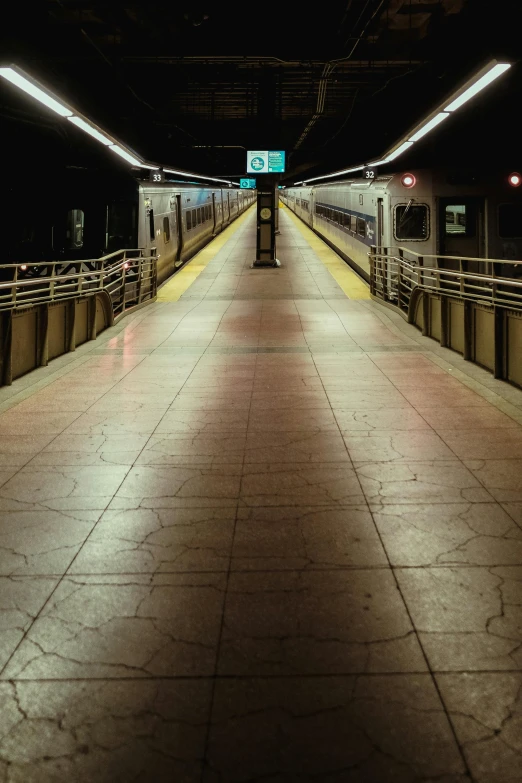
[248,151,284,267]
[252,189,279,267]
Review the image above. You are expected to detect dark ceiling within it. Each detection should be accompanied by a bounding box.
[1,0,521,181]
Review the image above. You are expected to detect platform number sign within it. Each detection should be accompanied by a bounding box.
[150,169,165,183]
[362,167,376,181]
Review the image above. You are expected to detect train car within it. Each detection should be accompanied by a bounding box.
[6,168,255,284]
[281,169,522,281]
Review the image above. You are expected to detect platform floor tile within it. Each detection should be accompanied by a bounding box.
[1,208,522,781]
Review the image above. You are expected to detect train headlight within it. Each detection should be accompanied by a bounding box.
[508,172,521,187]
[401,173,416,188]
[20,264,27,271]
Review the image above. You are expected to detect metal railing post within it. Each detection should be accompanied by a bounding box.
[121,254,127,313]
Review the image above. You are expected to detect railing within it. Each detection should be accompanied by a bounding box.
[0,247,157,318]
[369,246,522,316]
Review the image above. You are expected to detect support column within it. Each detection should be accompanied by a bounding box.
[274,186,280,236]
[252,189,280,268]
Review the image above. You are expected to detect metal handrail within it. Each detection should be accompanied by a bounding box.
[0,248,158,316]
[369,246,522,315]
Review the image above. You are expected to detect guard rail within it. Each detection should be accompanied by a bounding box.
[0,248,157,385]
[368,246,522,386]
[0,248,157,316]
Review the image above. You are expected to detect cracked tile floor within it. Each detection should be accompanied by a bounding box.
[0,207,521,781]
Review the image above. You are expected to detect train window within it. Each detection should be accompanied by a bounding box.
[163,216,170,243]
[186,211,192,231]
[394,204,429,241]
[149,209,155,242]
[445,205,468,236]
[343,213,350,228]
[357,218,366,237]
[106,203,136,252]
[197,208,201,225]
[350,215,357,232]
[66,209,84,249]
[498,204,522,237]
[192,209,197,226]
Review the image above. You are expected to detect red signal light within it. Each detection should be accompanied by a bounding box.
[401,173,416,188]
[508,172,521,187]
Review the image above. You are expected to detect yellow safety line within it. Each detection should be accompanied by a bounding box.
[281,203,371,300]
[157,205,256,302]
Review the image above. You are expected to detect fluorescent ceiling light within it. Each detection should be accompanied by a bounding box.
[1,64,244,186]
[67,116,113,145]
[409,112,449,142]
[109,145,142,165]
[384,141,414,162]
[302,165,364,184]
[444,63,511,112]
[0,66,73,117]
[164,168,234,185]
[290,60,511,187]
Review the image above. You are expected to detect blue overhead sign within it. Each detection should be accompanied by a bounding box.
[240,178,257,188]
[247,150,286,174]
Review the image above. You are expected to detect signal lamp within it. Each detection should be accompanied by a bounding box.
[401,173,416,188]
[123,262,129,269]
[20,264,27,270]
[508,172,521,187]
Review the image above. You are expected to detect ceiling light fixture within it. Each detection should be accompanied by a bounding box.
[296,59,511,186]
[109,145,143,166]
[297,165,364,185]
[67,116,113,145]
[164,168,236,186]
[409,112,449,142]
[0,64,243,188]
[0,66,73,117]
[443,63,511,112]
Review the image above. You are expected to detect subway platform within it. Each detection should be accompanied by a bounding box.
[0,205,522,782]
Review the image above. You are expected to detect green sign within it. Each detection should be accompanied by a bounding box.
[268,150,285,173]
[247,150,286,174]
[240,178,256,188]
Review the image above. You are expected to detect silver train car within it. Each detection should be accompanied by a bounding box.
[7,170,255,284]
[281,169,522,281]
[138,183,255,283]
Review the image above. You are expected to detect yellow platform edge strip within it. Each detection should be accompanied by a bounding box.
[157,204,256,302]
[280,203,371,300]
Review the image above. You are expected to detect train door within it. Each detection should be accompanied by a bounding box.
[175,194,183,264]
[376,198,384,251]
[212,193,217,235]
[147,204,155,250]
[439,197,486,268]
